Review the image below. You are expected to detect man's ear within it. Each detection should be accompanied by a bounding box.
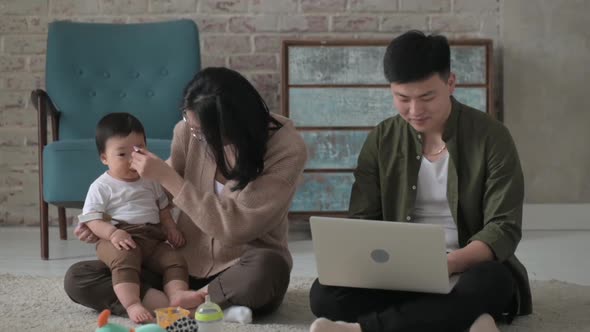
[447,72,456,94]
[100,153,108,166]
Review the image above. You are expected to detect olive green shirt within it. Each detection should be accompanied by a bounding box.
[349,97,532,315]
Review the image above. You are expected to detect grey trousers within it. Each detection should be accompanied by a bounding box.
[64,248,291,316]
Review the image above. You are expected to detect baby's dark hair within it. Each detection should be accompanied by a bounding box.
[95,113,145,154]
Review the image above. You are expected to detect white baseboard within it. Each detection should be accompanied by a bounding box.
[523,204,590,230]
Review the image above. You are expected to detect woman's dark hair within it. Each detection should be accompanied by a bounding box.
[383,30,451,84]
[181,67,282,191]
[95,112,145,154]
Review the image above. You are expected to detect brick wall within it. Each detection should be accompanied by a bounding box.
[0,0,501,226]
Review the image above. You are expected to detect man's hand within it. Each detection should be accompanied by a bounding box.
[165,226,186,248]
[447,240,495,276]
[110,229,137,250]
[74,223,99,244]
[447,255,460,276]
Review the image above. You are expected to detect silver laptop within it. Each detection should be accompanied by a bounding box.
[310,216,459,294]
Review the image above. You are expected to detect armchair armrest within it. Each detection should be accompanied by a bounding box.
[31,89,61,145]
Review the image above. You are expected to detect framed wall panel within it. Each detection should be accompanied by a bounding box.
[282,39,494,219]
[289,87,487,127]
[302,130,369,169]
[291,173,355,212]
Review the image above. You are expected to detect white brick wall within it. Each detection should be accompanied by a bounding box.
[0,0,501,226]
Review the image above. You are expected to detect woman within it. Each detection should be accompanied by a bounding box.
[65,67,308,321]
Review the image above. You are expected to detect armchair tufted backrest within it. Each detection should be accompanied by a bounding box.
[45,20,200,140]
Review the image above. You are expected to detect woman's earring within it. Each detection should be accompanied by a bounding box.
[195,129,204,142]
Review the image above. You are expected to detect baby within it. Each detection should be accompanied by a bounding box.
[78,112,201,323]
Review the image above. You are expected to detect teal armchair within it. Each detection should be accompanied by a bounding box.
[31,20,200,259]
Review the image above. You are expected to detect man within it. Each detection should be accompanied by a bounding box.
[309,30,531,332]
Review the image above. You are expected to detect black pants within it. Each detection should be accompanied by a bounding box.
[64,248,290,316]
[309,261,514,332]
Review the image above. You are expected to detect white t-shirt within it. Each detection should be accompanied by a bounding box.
[79,172,168,225]
[412,153,460,251]
[214,180,224,196]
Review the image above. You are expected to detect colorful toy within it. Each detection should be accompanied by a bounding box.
[154,307,199,332]
[154,307,190,329]
[95,310,167,332]
[166,316,199,332]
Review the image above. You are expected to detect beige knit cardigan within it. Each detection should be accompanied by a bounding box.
[170,114,308,278]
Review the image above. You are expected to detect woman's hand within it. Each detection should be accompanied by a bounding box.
[131,148,171,182]
[74,223,99,244]
[132,148,185,196]
[164,226,186,248]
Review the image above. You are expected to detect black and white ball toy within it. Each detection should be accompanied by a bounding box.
[165,316,199,332]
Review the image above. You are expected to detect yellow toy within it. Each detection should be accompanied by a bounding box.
[154,307,190,328]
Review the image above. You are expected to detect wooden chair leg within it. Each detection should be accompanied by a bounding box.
[58,207,67,240]
[40,200,49,260]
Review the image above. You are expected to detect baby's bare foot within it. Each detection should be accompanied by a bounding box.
[469,313,500,332]
[127,302,154,324]
[309,318,362,332]
[169,290,206,310]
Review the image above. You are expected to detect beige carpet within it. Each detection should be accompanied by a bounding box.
[1,274,589,331]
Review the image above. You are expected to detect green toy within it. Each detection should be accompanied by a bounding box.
[95,309,167,332]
